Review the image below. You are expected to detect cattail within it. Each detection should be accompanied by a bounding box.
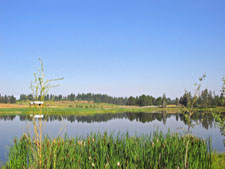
[105,162,109,168]
[78,140,82,146]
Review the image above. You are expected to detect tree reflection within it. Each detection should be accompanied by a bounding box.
[0,112,216,130]
[0,112,223,146]
[0,112,220,129]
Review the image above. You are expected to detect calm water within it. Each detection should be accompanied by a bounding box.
[0,112,224,163]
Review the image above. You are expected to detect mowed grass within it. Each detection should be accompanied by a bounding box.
[0,101,225,116]
[3,131,213,169]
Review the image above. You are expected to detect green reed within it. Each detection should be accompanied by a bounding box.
[4,131,212,169]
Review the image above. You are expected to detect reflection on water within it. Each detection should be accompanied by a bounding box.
[0,112,216,129]
[0,112,224,163]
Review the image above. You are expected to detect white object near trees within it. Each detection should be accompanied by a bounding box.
[30,101,44,106]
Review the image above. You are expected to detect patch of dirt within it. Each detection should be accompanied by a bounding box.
[0,104,28,108]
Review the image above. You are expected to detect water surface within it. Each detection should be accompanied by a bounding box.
[0,112,224,163]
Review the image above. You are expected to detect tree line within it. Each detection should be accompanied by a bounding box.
[127,89,225,108]
[179,89,225,108]
[2,87,225,108]
[19,93,172,106]
[0,94,16,103]
[126,93,170,107]
[19,93,128,105]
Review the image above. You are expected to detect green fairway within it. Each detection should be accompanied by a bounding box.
[0,103,225,116]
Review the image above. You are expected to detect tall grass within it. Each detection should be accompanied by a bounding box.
[27,58,63,169]
[3,131,212,169]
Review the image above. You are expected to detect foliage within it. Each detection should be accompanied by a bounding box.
[211,153,225,169]
[179,89,225,108]
[4,131,212,169]
[214,112,225,144]
[181,74,206,128]
[179,92,192,107]
[16,88,225,108]
[18,94,175,107]
[28,58,63,169]
[127,95,170,107]
[221,77,225,105]
[15,76,225,108]
[0,95,16,104]
[213,78,225,146]
[180,74,207,168]
[30,58,63,102]
[127,96,136,105]
[162,93,167,108]
[19,93,128,105]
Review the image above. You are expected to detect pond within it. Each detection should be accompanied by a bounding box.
[0,112,224,163]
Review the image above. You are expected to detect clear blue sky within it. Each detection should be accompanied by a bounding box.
[0,0,225,98]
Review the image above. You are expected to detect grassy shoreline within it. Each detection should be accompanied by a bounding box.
[0,105,225,116]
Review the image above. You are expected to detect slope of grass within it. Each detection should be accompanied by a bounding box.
[0,101,225,115]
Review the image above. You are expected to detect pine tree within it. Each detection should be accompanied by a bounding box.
[162,93,167,108]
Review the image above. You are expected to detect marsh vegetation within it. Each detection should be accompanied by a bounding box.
[4,131,212,169]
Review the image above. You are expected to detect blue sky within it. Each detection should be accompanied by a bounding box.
[0,0,225,98]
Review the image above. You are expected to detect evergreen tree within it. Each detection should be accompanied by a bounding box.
[155,97,162,105]
[162,93,167,108]
[19,94,26,101]
[4,95,9,103]
[139,95,148,106]
[175,97,179,106]
[179,92,191,107]
[9,95,16,103]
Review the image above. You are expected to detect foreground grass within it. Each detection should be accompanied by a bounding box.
[3,131,213,169]
[212,153,225,169]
